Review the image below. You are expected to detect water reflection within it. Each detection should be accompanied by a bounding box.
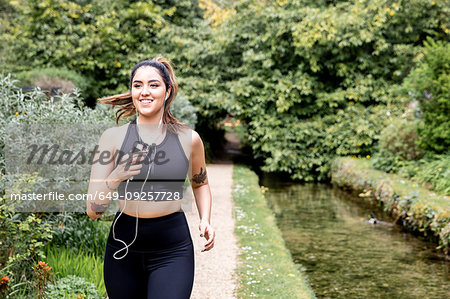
[260,176,450,299]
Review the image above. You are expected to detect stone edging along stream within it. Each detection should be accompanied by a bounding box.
[330,157,450,256]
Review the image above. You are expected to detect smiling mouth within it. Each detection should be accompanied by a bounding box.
[139,99,154,103]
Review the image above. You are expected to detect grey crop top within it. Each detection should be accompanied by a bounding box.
[115,119,189,201]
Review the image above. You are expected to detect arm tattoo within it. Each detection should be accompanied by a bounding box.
[91,202,109,215]
[193,167,207,184]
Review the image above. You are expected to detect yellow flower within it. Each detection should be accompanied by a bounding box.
[390,11,395,16]
[349,101,354,105]
[412,184,416,187]
[15,112,19,116]
[432,1,436,5]
[418,53,424,58]
[438,168,442,172]
[260,186,268,194]
[366,155,370,159]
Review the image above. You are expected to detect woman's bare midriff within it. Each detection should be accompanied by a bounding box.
[119,200,182,218]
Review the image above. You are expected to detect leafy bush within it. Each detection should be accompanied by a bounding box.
[15,67,91,97]
[372,117,425,173]
[170,93,199,129]
[372,154,450,195]
[45,213,110,257]
[45,275,102,299]
[383,154,450,196]
[44,246,105,297]
[411,155,450,195]
[0,74,112,297]
[372,120,449,195]
[401,37,450,154]
[0,200,54,296]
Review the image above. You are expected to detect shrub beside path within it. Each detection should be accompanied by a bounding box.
[184,157,239,298]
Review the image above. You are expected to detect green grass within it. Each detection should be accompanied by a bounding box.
[44,245,106,298]
[232,164,316,298]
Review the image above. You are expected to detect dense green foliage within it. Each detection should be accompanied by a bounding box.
[2,0,206,104]
[373,118,424,172]
[202,0,448,181]
[45,275,102,299]
[47,213,110,256]
[400,37,450,154]
[371,38,449,193]
[0,202,53,292]
[373,149,450,195]
[0,74,110,296]
[408,155,450,195]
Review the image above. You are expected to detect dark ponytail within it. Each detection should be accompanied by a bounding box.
[98,56,187,133]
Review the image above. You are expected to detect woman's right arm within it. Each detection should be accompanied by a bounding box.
[86,128,143,220]
[86,128,118,220]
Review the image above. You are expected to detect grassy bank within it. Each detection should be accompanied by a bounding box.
[331,157,450,255]
[232,164,316,298]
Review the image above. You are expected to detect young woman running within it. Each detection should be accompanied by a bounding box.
[86,57,215,299]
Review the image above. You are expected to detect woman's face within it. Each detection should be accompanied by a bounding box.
[131,66,169,118]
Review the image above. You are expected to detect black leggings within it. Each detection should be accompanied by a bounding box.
[104,210,194,299]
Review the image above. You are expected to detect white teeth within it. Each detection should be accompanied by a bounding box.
[140,99,154,103]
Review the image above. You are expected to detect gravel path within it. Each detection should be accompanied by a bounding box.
[184,160,239,298]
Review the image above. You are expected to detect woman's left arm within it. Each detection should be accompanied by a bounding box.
[190,130,215,252]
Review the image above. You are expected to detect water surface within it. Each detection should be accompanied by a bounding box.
[260,176,449,299]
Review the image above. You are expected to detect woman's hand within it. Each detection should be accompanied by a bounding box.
[199,219,215,252]
[108,152,146,186]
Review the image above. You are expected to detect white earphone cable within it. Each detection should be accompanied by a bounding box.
[111,93,167,260]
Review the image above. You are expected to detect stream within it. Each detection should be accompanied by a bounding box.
[259,174,450,298]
